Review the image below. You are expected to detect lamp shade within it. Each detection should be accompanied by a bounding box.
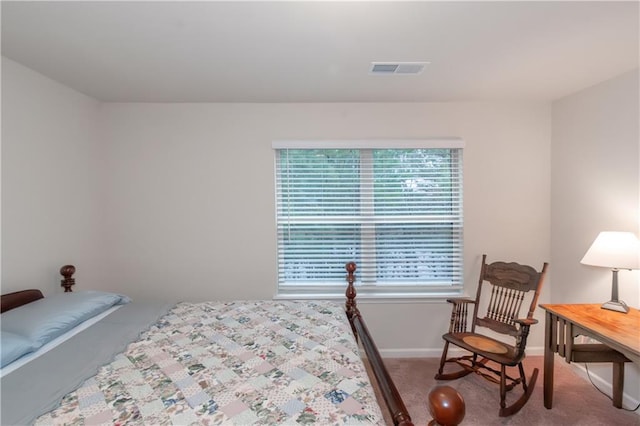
[580,231,640,270]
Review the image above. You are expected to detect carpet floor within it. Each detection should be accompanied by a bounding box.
[381,356,639,425]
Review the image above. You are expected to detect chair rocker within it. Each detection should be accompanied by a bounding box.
[435,254,548,417]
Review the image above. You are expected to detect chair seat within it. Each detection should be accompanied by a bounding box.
[442,332,522,366]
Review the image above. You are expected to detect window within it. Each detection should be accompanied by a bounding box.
[273,139,464,299]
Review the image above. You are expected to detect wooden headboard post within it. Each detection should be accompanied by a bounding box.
[1,289,44,313]
[60,265,76,292]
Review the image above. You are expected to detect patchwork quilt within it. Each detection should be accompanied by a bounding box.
[35,300,384,425]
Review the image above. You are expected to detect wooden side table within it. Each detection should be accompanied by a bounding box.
[540,304,640,409]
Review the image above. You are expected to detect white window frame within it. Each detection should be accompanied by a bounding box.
[273,139,465,301]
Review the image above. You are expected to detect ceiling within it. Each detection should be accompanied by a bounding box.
[2,1,638,103]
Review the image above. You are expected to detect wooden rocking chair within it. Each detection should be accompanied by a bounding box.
[435,254,548,417]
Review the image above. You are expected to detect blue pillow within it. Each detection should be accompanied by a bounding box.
[0,291,131,349]
[1,331,35,367]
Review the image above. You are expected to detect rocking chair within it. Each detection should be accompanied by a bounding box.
[435,254,548,417]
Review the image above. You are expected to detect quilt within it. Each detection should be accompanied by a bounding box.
[34,300,384,425]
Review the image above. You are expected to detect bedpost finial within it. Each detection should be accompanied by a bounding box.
[60,265,75,278]
[60,264,76,292]
[345,262,357,317]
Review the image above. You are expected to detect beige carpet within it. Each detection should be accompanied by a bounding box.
[381,356,639,425]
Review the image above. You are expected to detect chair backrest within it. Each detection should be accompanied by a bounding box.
[472,255,548,337]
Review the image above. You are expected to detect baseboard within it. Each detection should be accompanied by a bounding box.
[379,345,545,358]
[379,348,443,358]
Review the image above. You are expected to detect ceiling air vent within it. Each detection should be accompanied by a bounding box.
[370,62,428,75]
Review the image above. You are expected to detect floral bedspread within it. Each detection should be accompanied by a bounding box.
[35,300,384,425]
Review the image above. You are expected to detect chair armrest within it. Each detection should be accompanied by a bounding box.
[514,318,538,327]
[446,297,476,305]
[446,299,475,333]
[513,318,538,357]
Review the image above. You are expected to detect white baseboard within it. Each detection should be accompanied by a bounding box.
[378,345,545,358]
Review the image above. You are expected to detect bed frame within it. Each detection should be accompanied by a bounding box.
[0,263,415,425]
[344,262,413,426]
[0,289,44,313]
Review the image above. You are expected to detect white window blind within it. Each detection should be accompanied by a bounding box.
[273,140,464,298]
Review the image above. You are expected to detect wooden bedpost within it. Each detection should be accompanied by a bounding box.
[345,262,358,339]
[344,260,414,426]
[60,265,76,292]
[345,261,357,318]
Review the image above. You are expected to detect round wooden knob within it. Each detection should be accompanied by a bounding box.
[60,265,76,292]
[345,262,356,273]
[428,385,465,426]
[60,264,76,279]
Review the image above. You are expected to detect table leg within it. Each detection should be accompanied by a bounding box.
[544,311,555,409]
[612,362,624,408]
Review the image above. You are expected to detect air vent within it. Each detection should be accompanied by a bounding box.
[370,62,429,75]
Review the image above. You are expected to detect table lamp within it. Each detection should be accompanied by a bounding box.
[580,231,640,313]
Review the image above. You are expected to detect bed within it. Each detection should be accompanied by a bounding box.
[1,262,413,425]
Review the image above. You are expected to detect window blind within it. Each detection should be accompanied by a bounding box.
[273,140,464,297]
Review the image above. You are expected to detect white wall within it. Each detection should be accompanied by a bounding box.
[1,57,552,353]
[99,102,551,351]
[1,58,106,295]
[551,69,640,405]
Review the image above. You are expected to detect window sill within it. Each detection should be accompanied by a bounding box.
[273,290,466,304]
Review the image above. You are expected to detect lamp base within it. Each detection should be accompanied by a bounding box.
[601,300,629,314]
